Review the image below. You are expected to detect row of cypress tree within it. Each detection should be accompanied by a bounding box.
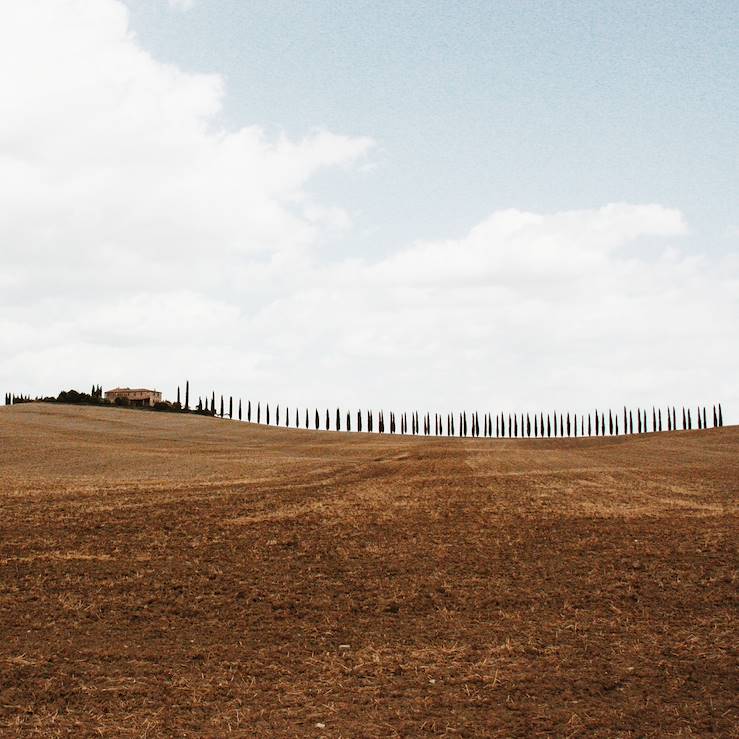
[175,384,725,438]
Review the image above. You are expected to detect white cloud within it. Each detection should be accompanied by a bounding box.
[0,1,736,423]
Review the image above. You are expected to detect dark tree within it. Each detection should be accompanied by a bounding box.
[276,405,280,426]
[713,405,717,428]
[336,408,341,431]
[211,392,215,414]
[615,417,618,435]
[257,402,261,424]
[629,410,633,434]
[238,399,242,421]
[296,408,299,427]
[702,406,707,429]
[623,406,627,434]
[682,407,686,430]
[266,403,270,425]
[326,409,330,431]
[718,403,723,426]
[566,413,570,437]
[652,407,656,433]
[697,407,702,430]
[667,407,671,431]
[184,380,190,411]
[637,410,641,434]
[220,395,224,418]
[285,406,289,427]
[248,400,252,422]
[463,412,468,437]
[587,414,591,436]
[177,386,181,405]
[687,408,692,430]
[315,409,319,430]
[197,397,202,411]
[658,408,662,431]
[608,410,613,436]
[347,411,351,431]
[229,396,233,419]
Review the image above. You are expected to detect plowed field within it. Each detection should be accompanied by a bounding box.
[0,403,736,737]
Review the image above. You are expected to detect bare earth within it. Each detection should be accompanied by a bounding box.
[0,403,736,737]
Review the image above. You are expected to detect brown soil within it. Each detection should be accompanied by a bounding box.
[0,403,736,737]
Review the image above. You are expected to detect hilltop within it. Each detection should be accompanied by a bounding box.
[0,403,737,736]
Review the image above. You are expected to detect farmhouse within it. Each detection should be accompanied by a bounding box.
[104,387,162,407]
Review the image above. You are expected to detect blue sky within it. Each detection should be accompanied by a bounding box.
[127,0,738,252]
[1,0,737,421]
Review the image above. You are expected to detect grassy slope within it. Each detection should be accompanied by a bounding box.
[0,403,737,737]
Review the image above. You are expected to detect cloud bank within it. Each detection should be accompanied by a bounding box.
[1,0,736,420]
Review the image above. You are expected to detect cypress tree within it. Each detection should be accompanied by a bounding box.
[276,405,280,426]
[177,386,181,405]
[658,408,662,431]
[702,407,707,429]
[667,407,671,431]
[561,414,565,437]
[463,412,468,437]
[184,381,190,411]
[219,395,224,418]
[652,407,656,433]
[314,409,318,430]
[587,414,591,436]
[229,396,233,419]
[629,410,633,434]
[574,414,578,437]
[336,408,341,431]
[637,410,641,434]
[197,397,202,411]
[566,413,571,437]
[238,399,242,421]
[554,412,558,438]
[266,403,270,425]
[257,402,261,424]
[615,417,618,435]
[713,405,717,428]
[687,408,692,430]
[347,411,351,431]
[697,407,702,430]
[286,406,289,427]
[608,410,613,436]
[211,391,215,414]
[325,409,329,430]
[718,403,723,426]
[623,406,627,434]
[682,407,686,430]
[248,400,252,422]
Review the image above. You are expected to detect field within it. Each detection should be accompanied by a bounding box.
[0,403,736,737]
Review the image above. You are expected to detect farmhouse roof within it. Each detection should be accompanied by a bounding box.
[106,387,159,393]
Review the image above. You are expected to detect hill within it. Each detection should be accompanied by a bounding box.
[1,403,737,737]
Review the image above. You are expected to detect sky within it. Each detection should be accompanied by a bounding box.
[1,0,737,422]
